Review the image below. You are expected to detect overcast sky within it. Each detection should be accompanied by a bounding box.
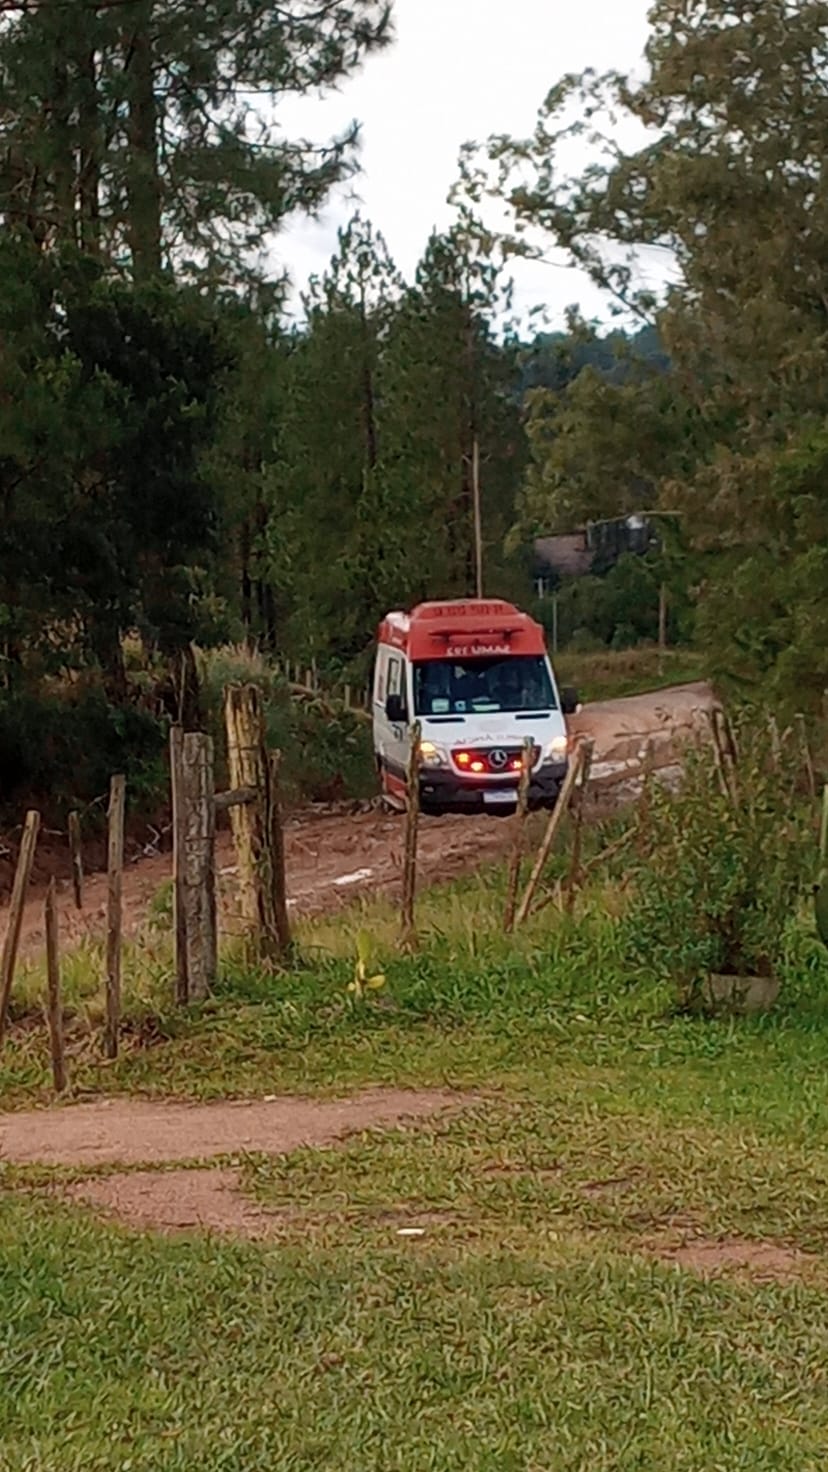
[274,0,662,331]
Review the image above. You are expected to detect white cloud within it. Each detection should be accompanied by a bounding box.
[273,0,662,329]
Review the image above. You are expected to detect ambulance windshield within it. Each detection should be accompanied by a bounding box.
[413,655,555,717]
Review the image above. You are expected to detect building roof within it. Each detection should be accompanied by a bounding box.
[533,533,593,579]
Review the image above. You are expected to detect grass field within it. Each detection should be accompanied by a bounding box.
[554,646,707,704]
[2,859,828,1470]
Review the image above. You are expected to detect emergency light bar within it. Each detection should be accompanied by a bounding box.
[430,626,518,643]
[385,600,547,661]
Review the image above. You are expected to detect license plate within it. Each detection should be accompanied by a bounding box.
[483,789,516,806]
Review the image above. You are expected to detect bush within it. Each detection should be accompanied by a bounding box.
[0,684,167,821]
[625,723,812,1003]
[532,552,698,652]
[198,645,375,805]
[0,644,377,828]
[278,700,375,804]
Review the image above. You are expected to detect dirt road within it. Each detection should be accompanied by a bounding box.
[1,681,714,960]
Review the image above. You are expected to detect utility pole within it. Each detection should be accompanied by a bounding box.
[658,582,668,652]
[472,438,483,598]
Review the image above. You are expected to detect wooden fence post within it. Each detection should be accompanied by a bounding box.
[708,707,738,804]
[45,879,67,1094]
[0,809,41,1042]
[104,775,125,1060]
[401,723,422,949]
[513,743,586,930]
[224,684,291,961]
[68,811,83,910]
[225,684,261,933]
[265,750,292,956]
[170,727,189,1005]
[504,738,534,933]
[181,733,218,1000]
[564,738,595,912]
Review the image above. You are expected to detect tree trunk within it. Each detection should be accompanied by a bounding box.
[51,57,76,247]
[359,287,378,471]
[174,644,203,732]
[240,520,253,641]
[125,2,161,281]
[92,620,128,703]
[254,500,277,649]
[78,43,102,258]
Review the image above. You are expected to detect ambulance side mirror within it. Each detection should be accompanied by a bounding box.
[561,687,579,716]
[385,693,407,724]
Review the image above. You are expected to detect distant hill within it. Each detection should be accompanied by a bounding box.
[518,324,670,398]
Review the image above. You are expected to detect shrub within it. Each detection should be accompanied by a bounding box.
[0,645,376,828]
[625,723,812,1003]
[198,645,375,805]
[0,683,167,822]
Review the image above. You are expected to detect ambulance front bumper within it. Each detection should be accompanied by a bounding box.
[418,760,568,814]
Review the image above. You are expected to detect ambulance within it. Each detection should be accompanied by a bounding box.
[372,599,578,815]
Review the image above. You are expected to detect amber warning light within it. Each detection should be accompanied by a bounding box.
[454,748,538,775]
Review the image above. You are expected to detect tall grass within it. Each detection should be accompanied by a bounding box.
[197,644,376,804]
[555,645,706,702]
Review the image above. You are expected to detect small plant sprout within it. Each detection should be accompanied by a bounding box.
[347,929,386,1001]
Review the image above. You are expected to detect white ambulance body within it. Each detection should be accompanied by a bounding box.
[373,599,577,815]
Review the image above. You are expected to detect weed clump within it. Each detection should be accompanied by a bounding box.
[624,721,813,1006]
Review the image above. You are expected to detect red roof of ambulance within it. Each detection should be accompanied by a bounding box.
[378,599,546,661]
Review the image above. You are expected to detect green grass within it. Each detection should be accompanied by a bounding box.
[3,858,828,1469]
[555,645,706,703]
[3,1188,827,1472]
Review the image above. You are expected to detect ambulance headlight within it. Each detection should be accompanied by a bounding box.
[420,741,449,768]
[544,735,569,762]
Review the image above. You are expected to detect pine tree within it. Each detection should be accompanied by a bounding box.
[379,214,526,600]
[261,216,402,663]
[481,0,828,705]
[0,0,393,282]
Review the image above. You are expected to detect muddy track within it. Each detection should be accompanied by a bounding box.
[1,682,715,961]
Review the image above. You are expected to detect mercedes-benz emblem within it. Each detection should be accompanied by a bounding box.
[489,749,508,770]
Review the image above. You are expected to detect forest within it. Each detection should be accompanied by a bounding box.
[1,0,826,816]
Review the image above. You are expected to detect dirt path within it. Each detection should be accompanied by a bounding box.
[1,681,715,961]
[1,1087,465,1239]
[5,1082,814,1285]
[0,1089,459,1236]
[0,1088,460,1168]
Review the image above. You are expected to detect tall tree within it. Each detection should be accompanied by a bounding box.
[262,216,401,662]
[380,214,526,601]
[0,0,393,282]
[0,237,234,708]
[474,0,828,705]
[517,325,699,533]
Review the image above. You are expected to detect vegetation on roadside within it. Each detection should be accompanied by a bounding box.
[554,646,705,705]
[626,727,815,1005]
[1,740,822,1108]
[2,838,828,1469]
[0,642,703,832]
[2,702,827,1469]
[4,0,828,1465]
